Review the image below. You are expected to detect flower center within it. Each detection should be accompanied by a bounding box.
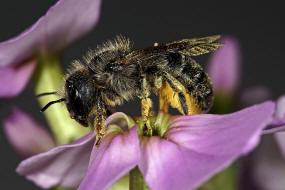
[136,112,173,138]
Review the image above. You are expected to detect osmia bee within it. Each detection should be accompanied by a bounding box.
[38,35,223,143]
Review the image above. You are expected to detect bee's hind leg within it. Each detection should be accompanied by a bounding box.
[157,76,186,115]
[163,73,202,115]
[159,80,171,113]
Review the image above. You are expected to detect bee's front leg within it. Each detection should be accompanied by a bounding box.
[91,95,107,145]
[140,76,153,135]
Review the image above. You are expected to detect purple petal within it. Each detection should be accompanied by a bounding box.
[0,0,101,67]
[16,132,95,188]
[0,59,36,97]
[104,112,135,131]
[79,126,140,190]
[206,35,241,94]
[271,96,285,158]
[273,95,285,125]
[139,101,274,190]
[275,132,285,158]
[251,137,285,190]
[3,107,55,158]
[263,96,285,134]
[139,136,193,190]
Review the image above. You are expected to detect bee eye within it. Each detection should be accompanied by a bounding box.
[69,87,79,99]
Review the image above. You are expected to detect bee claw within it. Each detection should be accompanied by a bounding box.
[95,135,102,146]
[142,119,152,136]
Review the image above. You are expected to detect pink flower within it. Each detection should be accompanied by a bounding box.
[0,0,101,97]
[206,35,285,189]
[17,101,276,190]
[206,35,241,95]
[3,108,56,158]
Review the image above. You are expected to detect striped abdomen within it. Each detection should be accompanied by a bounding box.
[161,52,213,114]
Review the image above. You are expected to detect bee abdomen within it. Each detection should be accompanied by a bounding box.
[165,53,213,112]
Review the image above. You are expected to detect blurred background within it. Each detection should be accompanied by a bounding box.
[0,0,284,189]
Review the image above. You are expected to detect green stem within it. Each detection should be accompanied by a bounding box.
[198,163,237,190]
[32,55,89,145]
[129,167,149,190]
[211,93,235,114]
[51,186,73,190]
[212,163,237,190]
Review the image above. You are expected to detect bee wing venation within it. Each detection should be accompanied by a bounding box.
[165,35,223,56]
[166,35,221,46]
[179,42,223,56]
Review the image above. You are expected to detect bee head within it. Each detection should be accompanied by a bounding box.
[65,70,97,127]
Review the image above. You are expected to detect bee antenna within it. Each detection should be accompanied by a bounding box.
[37,92,58,98]
[40,98,66,112]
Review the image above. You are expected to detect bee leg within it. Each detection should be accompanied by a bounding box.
[159,79,186,115]
[94,96,107,145]
[153,75,168,113]
[140,76,153,135]
[106,107,114,117]
[159,72,186,114]
[178,92,188,115]
[95,115,106,145]
[163,73,202,115]
[159,80,170,113]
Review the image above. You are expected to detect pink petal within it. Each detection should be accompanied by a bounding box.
[78,126,140,190]
[273,95,285,124]
[251,137,285,190]
[139,136,194,190]
[0,59,36,97]
[0,0,101,67]
[139,101,274,190]
[3,107,55,158]
[104,112,135,131]
[275,132,285,158]
[16,132,95,188]
[206,35,241,94]
[263,96,285,134]
[272,96,285,158]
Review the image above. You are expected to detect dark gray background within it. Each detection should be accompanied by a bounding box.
[0,0,284,189]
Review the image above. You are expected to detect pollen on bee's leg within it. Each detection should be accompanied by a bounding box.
[95,128,104,146]
[159,96,169,113]
[141,98,153,135]
[94,115,105,146]
[185,93,203,115]
[158,81,171,113]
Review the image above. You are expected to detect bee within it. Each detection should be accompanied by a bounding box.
[39,35,223,143]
